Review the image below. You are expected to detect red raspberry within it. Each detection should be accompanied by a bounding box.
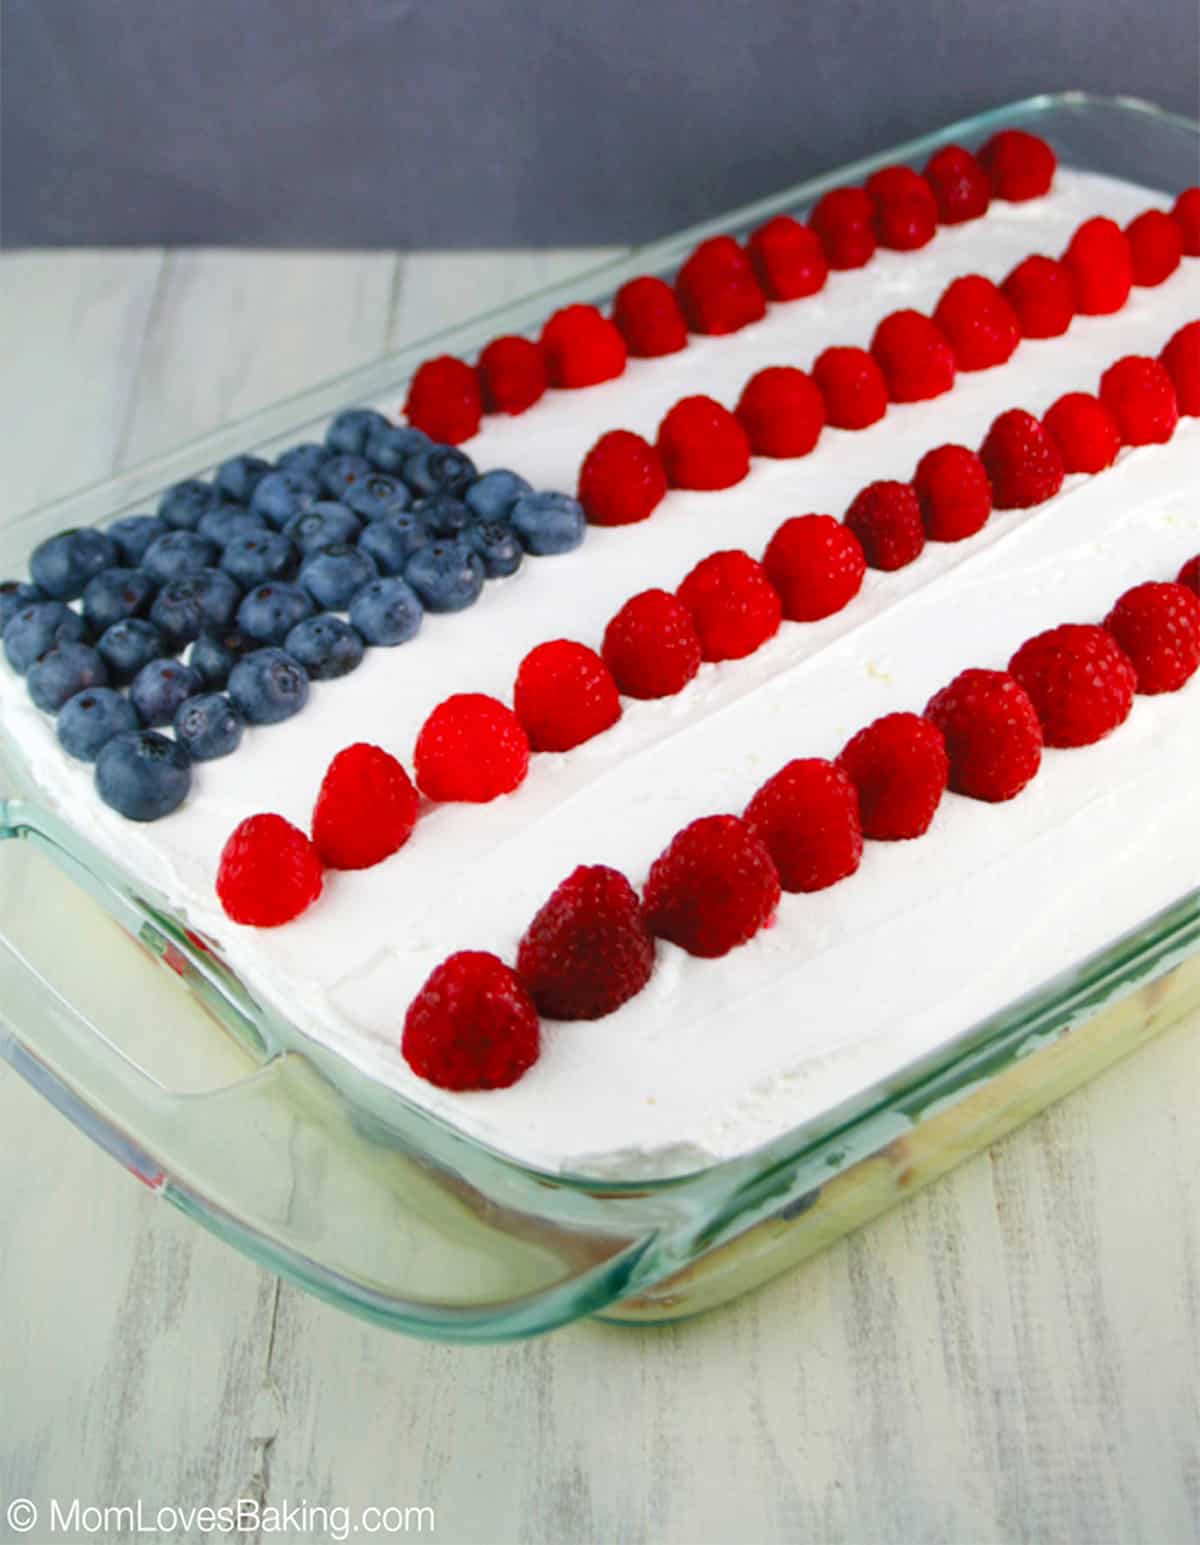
[812,346,889,429]
[761,514,866,620]
[925,669,1043,802]
[517,865,655,1020]
[540,304,627,388]
[746,215,828,301]
[643,814,780,958]
[837,713,948,840]
[1099,356,1179,446]
[612,276,689,357]
[312,743,418,870]
[744,758,863,892]
[924,144,991,224]
[866,166,938,250]
[844,481,926,571]
[1126,209,1184,286]
[1178,555,1200,597]
[677,550,783,661]
[870,310,956,402]
[514,640,622,752]
[932,275,1020,371]
[216,813,323,927]
[979,130,1056,201]
[402,951,539,1091]
[477,335,547,416]
[811,186,877,270]
[1103,581,1200,695]
[913,445,992,542]
[656,396,751,490]
[403,355,482,444]
[980,409,1065,509]
[578,430,668,526]
[1001,255,1075,339]
[674,236,767,335]
[1173,187,1200,255]
[1161,321,1200,416]
[1008,624,1136,747]
[1062,217,1133,316]
[734,367,825,458]
[414,693,530,802]
[602,589,702,699]
[1041,392,1121,473]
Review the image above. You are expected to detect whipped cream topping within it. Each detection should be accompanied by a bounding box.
[3,168,1198,1179]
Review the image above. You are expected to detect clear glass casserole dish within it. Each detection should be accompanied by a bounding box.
[1,91,1197,1342]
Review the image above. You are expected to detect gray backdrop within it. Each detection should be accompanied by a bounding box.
[2,0,1197,248]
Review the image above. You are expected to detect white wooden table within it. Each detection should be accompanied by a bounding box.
[1,248,1197,1545]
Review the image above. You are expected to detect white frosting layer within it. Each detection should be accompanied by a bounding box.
[3,169,1199,1179]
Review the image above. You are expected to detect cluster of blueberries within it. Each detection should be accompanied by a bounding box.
[1,407,586,822]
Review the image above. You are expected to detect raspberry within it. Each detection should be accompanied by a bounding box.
[602,589,702,699]
[656,396,751,490]
[734,366,825,458]
[811,186,877,270]
[844,481,926,571]
[1103,581,1200,695]
[539,304,627,388]
[517,865,654,1020]
[912,445,992,542]
[612,275,689,357]
[932,275,1021,371]
[578,430,668,526]
[866,165,938,250]
[1126,209,1184,287]
[979,130,1056,201]
[837,713,948,840]
[925,669,1042,802]
[1161,321,1200,416]
[216,813,323,927]
[312,743,418,870]
[1063,217,1133,315]
[743,758,862,892]
[674,236,767,335]
[642,814,780,958]
[1099,356,1179,446]
[477,335,547,416]
[1009,624,1136,747]
[1178,555,1200,597]
[414,693,530,802]
[1173,188,1200,255]
[677,550,783,661]
[1001,255,1075,338]
[401,951,539,1091]
[812,346,889,429]
[1041,392,1121,473]
[403,356,482,444]
[924,144,991,224]
[514,640,622,752]
[762,514,866,620]
[980,409,1065,509]
[870,310,956,402]
[746,215,828,301]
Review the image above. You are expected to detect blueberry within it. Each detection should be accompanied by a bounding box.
[345,473,410,521]
[365,424,431,474]
[348,577,423,645]
[197,502,267,548]
[130,657,201,727]
[95,730,192,822]
[325,407,391,457]
[143,530,219,584]
[0,580,47,631]
[415,493,473,538]
[464,469,531,523]
[285,614,366,679]
[299,544,378,611]
[158,479,217,530]
[249,470,321,530]
[56,687,139,763]
[95,618,166,684]
[237,581,314,644]
[510,491,586,555]
[108,515,166,566]
[221,531,298,590]
[82,567,158,632]
[188,628,258,689]
[403,446,477,498]
[320,454,373,500]
[358,513,429,576]
[404,539,485,613]
[4,602,88,674]
[30,528,119,601]
[227,647,309,725]
[284,502,362,555]
[173,692,245,761]
[150,569,242,646]
[275,442,330,479]
[27,643,108,713]
[214,454,271,504]
[466,520,524,578]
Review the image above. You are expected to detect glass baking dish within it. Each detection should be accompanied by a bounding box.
[2,91,1198,1342]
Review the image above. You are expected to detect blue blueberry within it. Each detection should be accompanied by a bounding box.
[129,657,201,727]
[299,544,378,611]
[27,643,108,713]
[237,581,314,644]
[403,446,477,498]
[95,730,192,822]
[320,454,373,500]
[0,580,47,631]
[275,442,330,479]
[466,520,524,578]
[214,454,271,504]
[150,569,242,646]
[221,531,298,590]
[108,515,166,566]
[415,493,473,538]
[285,614,366,679]
[4,602,88,674]
[173,692,245,762]
[30,528,119,601]
[464,469,531,523]
[284,501,362,555]
[188,628,259,689]
[82,567,158,632]
[249,470,321,530]
[358,512,429,576]
[404,540,485,613]
[197,502,267,548]
[142,530,219,584]
[365,424,431,474]
[345,473,410,521]
[510,491,586,555]
[227,647,309,725]
[158,479,217,530]
[325,407,391,456]
[348,577,423,646]
[95,618,166,684]
[57,687,139,763]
